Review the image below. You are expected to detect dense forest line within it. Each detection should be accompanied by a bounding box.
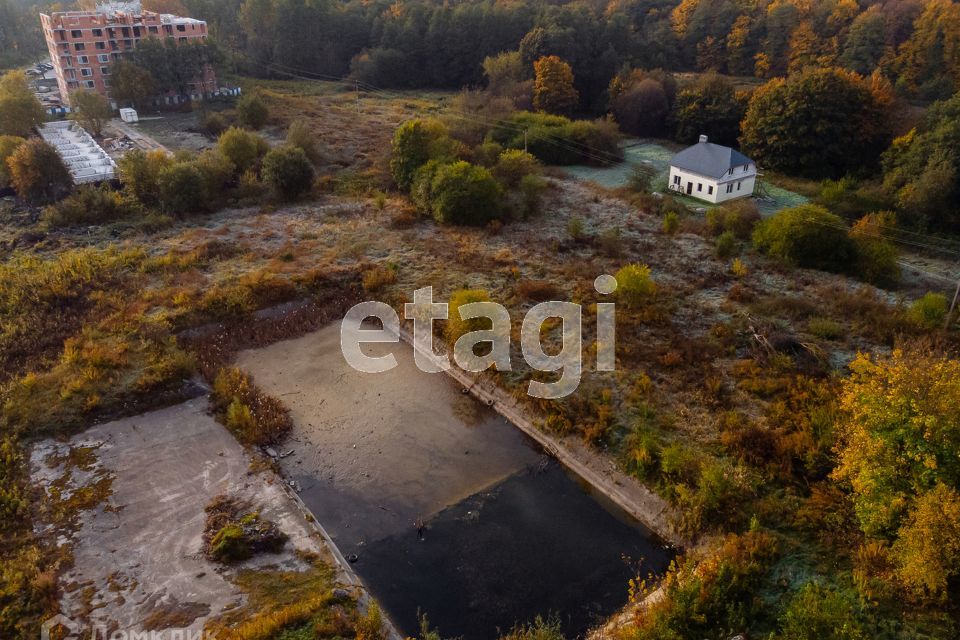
[2,0,959,107]
[175,0,960,107]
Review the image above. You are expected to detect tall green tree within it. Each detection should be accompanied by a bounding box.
[110,61,157,109]
[882,91,960,230]
[841,7,887,75]
[69,90,113,137]
[0,72,44,138]
[740,68,891,179]
[670,73,745,145]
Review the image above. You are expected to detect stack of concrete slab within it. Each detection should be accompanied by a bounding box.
[38,121,116,184]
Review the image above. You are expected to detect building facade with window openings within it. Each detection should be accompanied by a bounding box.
[667,135,757,204]
[40,2,215,106]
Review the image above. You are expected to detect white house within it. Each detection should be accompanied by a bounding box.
[667,135,757,204]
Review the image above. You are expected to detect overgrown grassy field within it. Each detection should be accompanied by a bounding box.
[2,77,958,638]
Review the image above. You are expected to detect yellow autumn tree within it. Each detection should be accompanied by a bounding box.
[891,483,960,603]
[532,56,579,116]
[834,348,960,538]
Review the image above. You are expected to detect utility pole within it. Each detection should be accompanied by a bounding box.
[946,277,960,330]
[524,129,528,153]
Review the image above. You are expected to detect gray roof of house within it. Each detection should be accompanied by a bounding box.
[670,140,753,179]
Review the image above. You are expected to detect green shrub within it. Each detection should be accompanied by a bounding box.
[706,200,762,239]
[472,141,503,167]
[492,149,540,187]
[410,159,445,214]
[218,127,269,174]
[158,162,207,213]
[626,530,778,640]
[807,318,844,340]
[567,216,586,240]
[630,163,657,194]
[237,92,269,130]
[429,161,503,226]
[42,184,140,227]
[390,118,458,190]
[849,213,900,287]
[355,603,386,640]
[210,523,251,562]
[815,177,892,221]
[194,150,236,194]
[118,149,175,205]
[211,368,292,446]
[597,226,624,257]
[776,582,866,640]
[715,230,738,258]
[908,292,948,329]
[499,616,564,640]
[852,236,899,288]
[753,204,855,273]
[675,457,755,534]
[486,112,622,166]
[446,289,492,345]
[262,146,315,200]
[286,119,324,164]
[615,263,656,306]
[662,211,680,234]
[201,112,228,136]
[517,173,546,218]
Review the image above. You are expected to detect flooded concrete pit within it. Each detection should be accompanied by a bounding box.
[236,324,674,639]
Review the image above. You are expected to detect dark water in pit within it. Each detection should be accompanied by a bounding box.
[351,461,674,640]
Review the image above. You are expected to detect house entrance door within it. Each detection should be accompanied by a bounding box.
[686,182,692,195]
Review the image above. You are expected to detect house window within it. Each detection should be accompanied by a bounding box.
[737,182,742,191]
[96,41,106,49]
[708,186,714,195]
[85,80,95,88]
[78,55,88,64]
[176,24,186,32]
[74,42,85,51]
[92,28,102,37]
[101,67,110,75]
[673,175,681,186]
[80,68,92,77]
[149,26,158,33]
[697,183,702,192]
[71,29,82,38]
[726,183,734,194]
[728,168,733,176]
[98,54,109,63]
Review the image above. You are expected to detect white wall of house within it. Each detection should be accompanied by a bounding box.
[667,165,757,204]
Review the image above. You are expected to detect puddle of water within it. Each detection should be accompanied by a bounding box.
[236,325,674,639]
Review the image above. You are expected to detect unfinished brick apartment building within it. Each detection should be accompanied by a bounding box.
[40,2,216,106]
